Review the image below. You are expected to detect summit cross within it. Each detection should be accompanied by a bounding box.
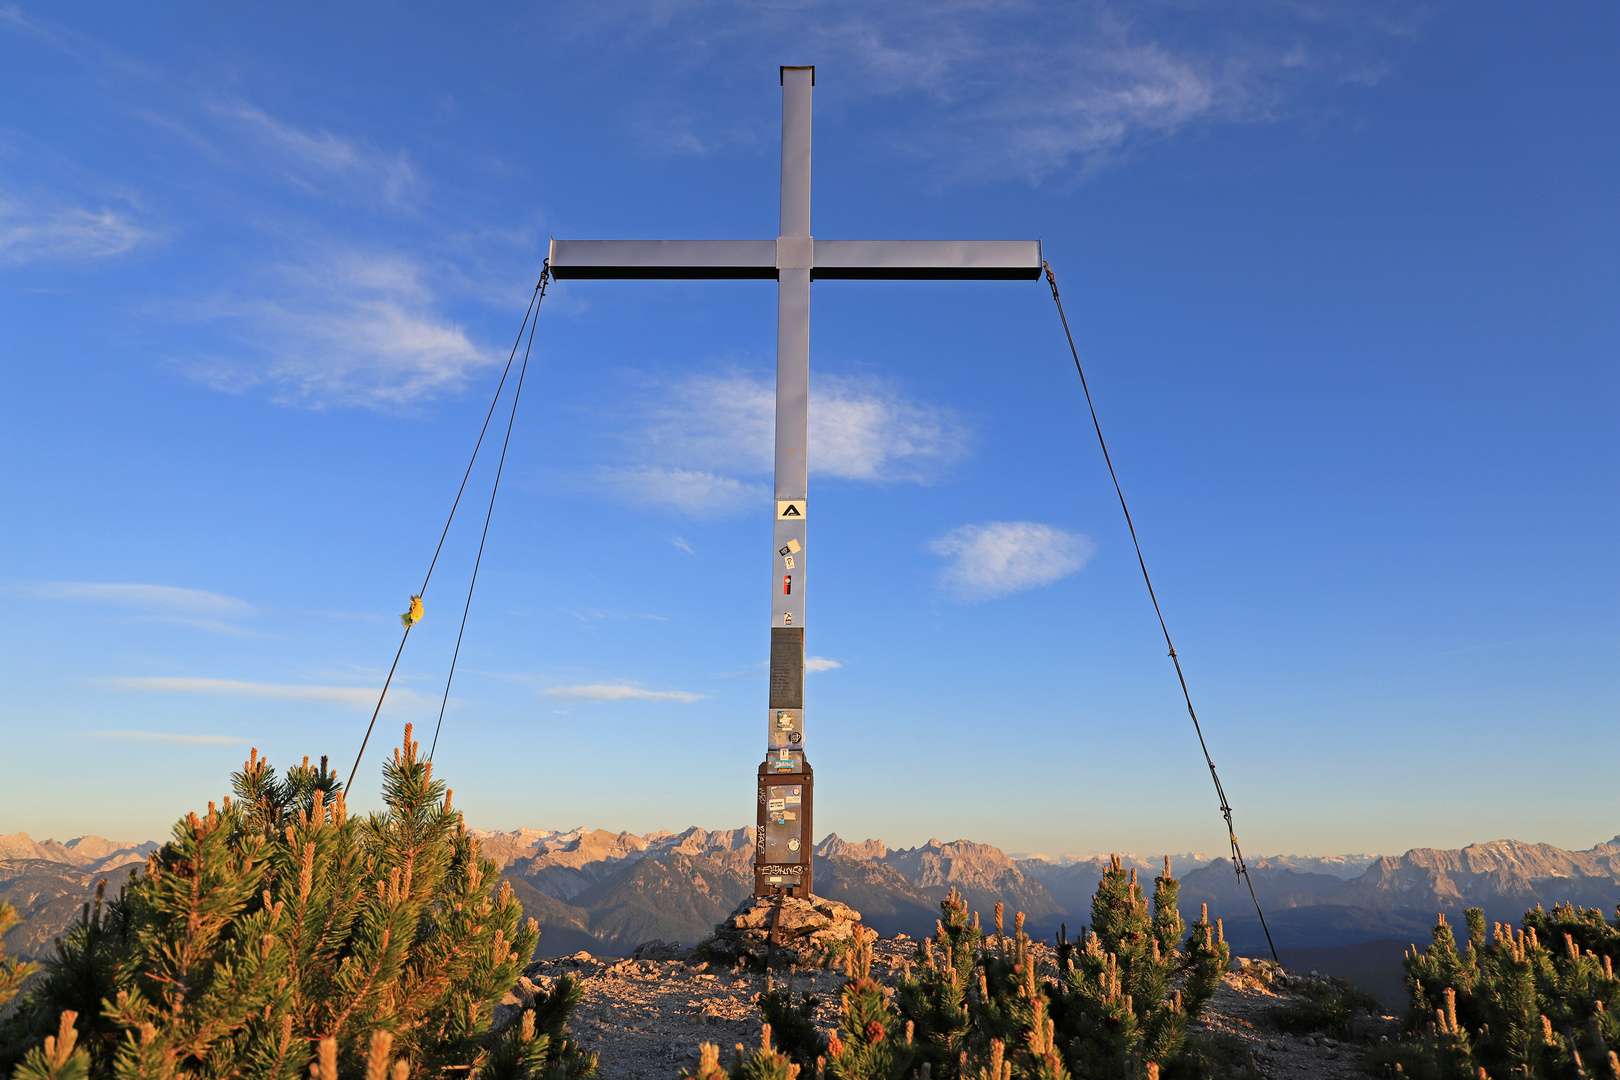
[548,65,1041,897]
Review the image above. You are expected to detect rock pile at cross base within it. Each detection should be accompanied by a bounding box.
[702,893,877,966]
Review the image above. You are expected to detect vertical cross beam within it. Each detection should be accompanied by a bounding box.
[544,65,1039,900]
[757,65,814,896]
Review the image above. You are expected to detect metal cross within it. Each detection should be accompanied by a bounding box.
[549,66,1041,897]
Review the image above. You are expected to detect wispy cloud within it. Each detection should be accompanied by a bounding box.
[561,0,1415,184]
[930,521,1096,601]
[16,581,253,613]
[589,465,767,518]
[75,730,246,747]
[0,4,156,78]
[557,607,669,624]
[205,98,419,206]
[168,249,496,409]
[805,656,842,673]
[590,369,969,516]
[543,683,704,703]
[13,581,255,632]
[0,192,153,265]
[635,370,774,474]
[106,676,433,714]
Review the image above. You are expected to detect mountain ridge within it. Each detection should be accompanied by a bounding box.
[5,830,1616,964]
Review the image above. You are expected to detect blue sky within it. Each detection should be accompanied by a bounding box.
[1,2,1614,859]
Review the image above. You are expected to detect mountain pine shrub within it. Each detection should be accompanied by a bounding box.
[826,934,918,1080]
[1,725,594,1080]
[681,1026,803,1080]
[895,890,979,1078]
[1268,974,1378,1040]
[737,857,1235,1080]
[0,879,128,1080]
[757,977,828,1071]
[1046,856,1228,1076]
[1381,901,1620,1079]
[0,903,36,1015]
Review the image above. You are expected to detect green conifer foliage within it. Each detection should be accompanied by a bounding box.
[1394,901,1620,1079]
[680,1027,801,1080]
[974,904,1069,1080]
[826,934,917,1080]
[896,888,980,1079]
[742,863,1232,1080]
[11,1013,91,1080]
[1047,857,1227,1075]
[0,900,49,1077]
[757,976,828,1071]
[1,912,89,1080]
[0,877,136,1079]
[0,904,36,1014]
[2,726,590,1080]
[480,977,597,1080]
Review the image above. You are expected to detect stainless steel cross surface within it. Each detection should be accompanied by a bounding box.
[548,65,1041,897]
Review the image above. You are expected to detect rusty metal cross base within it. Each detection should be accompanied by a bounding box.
[754,761,812,896]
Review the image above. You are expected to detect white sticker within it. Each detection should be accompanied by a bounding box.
[788,838,800,851]
[776,501,805,520]
[783,555,795,569]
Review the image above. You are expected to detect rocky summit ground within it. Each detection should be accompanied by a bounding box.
[506,939,1400,1080]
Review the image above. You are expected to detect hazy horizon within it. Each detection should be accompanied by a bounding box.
[9,820,1620,874]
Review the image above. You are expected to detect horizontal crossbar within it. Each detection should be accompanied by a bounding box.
[548,240,776,279]
[547,238,1042,281]
[813,240,1042,280]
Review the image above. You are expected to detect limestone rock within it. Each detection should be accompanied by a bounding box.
[704,893,877,967]
[632,939,691,961]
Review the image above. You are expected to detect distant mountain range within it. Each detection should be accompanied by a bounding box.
[478,827,1620,962]
[0,833,157,960]
[6,828,1617,979]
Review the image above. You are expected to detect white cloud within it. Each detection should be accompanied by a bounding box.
[106,676,433,715]
[805,656,842,673]
[543,683,704,703]
[594,370,969,515]
[813,375,971,481]
[930,521,1096,601]
[0,194,152,265]
[77,730,246,747]
[638,370,968,481]
[171,249,496,409]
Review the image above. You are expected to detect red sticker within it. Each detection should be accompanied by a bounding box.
[783,574,792,595]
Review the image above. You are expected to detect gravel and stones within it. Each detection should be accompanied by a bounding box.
[506,941,1399,1080]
